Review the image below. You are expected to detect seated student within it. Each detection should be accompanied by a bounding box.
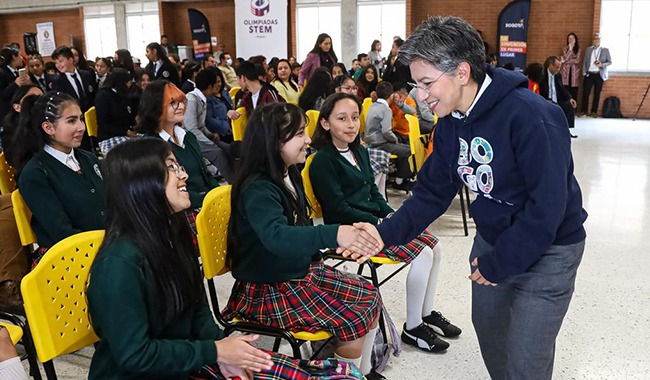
[408,85,436,135]
[331,62,347,79]
[205,67,237,142]
[352,53,371,81]
[271,59,300,104]
[180,61,200,94]
[183,70,234,182]
[1,84,44,166]
[298,67,332,111]
[290,62,301,84]
[389,82,417,142]
[87,138,307,380]
[348,59,360,78]
[310,93,461,352]
[13,92,105,265]
[363,81,414,190]
[524,62,543,95]
[218,52,239,90]
[95,68,137,156]
[356,66,378,101]
[237,61,284,115]
[137,80,219,244]
[222,103,386,380]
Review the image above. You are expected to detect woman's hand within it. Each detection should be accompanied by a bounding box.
[215,335,273,372]
[336,223,383,259]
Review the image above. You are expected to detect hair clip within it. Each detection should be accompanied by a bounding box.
[44,92,62,121]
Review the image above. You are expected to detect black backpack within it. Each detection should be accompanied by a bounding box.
[602,96,624,118]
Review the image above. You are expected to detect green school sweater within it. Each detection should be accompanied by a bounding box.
[87,238,222,379]
[310,143,394,225]
[230,174,339,283]
[18,149,106,248]
[145,131,219,208]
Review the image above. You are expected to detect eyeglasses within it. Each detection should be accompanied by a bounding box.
[169,98,187,111]
[167,162,186,177]
[408,68,450,98]
[338,85,358,92]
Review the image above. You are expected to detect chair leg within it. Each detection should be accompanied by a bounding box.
[272,337,281,353]
[289,339,303,359]
[42,361,57,380]
[464,186,472,219]
[22,322,44,380]
[458,189,469,236]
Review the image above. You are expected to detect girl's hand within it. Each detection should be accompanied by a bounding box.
[336,224,383,258]
[219,362,254,380]
[228,110,241,120]
[215,335,273,372]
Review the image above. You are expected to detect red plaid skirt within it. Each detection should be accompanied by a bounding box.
[184,208,200,255]
[222,263,381,342]
[377,229,438,263]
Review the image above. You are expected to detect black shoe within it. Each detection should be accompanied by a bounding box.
[365,371,386,380]
[401,323,449,352]
[423,311,462,337]
[392,180,415,191]
[570,133,578,138]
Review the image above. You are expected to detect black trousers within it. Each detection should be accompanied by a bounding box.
[582,73,604,114]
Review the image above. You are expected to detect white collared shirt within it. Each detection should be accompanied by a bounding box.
[7,66,18,77]
[155,59,163,75]
[44,144,80,171]
[190,87,207,104]
[65,70,83,98]
[547,69,558,103]
[376,98,390,108]
[452,74,492,119]
[588,47,601,73]
[158,125,187,148]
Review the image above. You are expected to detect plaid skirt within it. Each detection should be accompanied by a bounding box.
[99,136,130,156]
[223,263,381,342]
[367,148,390,176]
[190,352,364,379]
[184,208,200,255]
[377,229,439,264]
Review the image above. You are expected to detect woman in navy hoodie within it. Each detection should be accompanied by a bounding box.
[368,16,587,380]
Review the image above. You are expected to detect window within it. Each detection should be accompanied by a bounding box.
[296,0,341,63]
[83,5,117,60]
[600,0,650,72]
[126,2,161,61]
[357,0,406,62]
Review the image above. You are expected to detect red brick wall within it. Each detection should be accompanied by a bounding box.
[0,8,85,59]
[159,0,237,58]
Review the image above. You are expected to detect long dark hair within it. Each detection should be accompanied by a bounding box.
[310,33,338,67]
[71,46,90,71]
[274,59,298,92]
[0,46,20,68]
[567,33,580,55]
[12,92,78,175]
[311,93,361,150]
[101,68,132,97]
[146,42,168,63]
[227,103,310,268]
[99,138,202,326]
[114,49,135,76]
[298,67,332,111]
[357,65,378,94]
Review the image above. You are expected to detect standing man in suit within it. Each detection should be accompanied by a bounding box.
[144,42,180,87]
[581,33,611,117]
[541,56,578,138]
[160,35,175,55]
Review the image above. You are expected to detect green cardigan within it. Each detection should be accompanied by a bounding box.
[18,149,106,248]
[87,238,223,379]
[231,174,339,283]
[310,143,394,225]
[145,131,219,208]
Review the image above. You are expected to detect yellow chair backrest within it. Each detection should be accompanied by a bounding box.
[405,114,427,173]
[11,190,37,247]
[0,321,23,345]
[21,230,104,362]
[232,107,247,141]
[305,110,319,138]
[0,152,16,194]
[84,106,98,138]
[359,97,372,135]
[301,154,322,219]
[229,86,240,105]
[196,186,232,279]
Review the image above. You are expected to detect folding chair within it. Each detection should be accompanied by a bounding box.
[196,186,333,359]
[359,97,372,135]
[228,86,240,105]
[305,109,319,138]
[0,311,44,380]
[0,152,16,194]
[232,107,247,141]
[11,190,38,264]
[84,106,100,155]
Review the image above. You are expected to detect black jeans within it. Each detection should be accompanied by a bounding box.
[582,73,604,114]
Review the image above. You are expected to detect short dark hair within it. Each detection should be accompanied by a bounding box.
[182,61,201,82]
[357,53,368,61]
[219,52,230,61]
[51,45,73,60]
[376,81,393,100]
[235,61,258,81]
[392,81,408,93]
[195,69,217,91]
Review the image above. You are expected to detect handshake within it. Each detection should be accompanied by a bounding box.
[336,223,385,263]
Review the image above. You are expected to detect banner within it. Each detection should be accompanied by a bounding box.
[235,0,288,59]
[36,22,56,57]
[188,9,212,59]
[496,0,531,72]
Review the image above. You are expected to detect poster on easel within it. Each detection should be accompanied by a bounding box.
[36,22,56,57]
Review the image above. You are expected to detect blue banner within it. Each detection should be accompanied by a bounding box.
[497,0,531,72]
[188,8,212,59]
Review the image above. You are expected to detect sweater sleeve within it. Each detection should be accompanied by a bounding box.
[381,108,398,143]
[298,53,317,86]
[310,153,380,225]
[88,253,217,375]
[191,302,225,341]
[241,180,339,258]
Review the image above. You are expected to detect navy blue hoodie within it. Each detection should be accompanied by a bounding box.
[377,65,587,282]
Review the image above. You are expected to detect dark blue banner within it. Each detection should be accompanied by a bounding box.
[188,8,212,59]
[497,0,531,73]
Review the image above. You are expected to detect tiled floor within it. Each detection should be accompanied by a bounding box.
[19,117,650,379]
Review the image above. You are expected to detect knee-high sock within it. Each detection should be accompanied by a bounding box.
[422,243,442,316]
[360,326,378,374]
[374,172,387,201]
[334,353,362,370]
[405,246,434,330]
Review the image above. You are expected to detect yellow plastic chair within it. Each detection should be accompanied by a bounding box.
[84,107,98,138]
[0,310,46,380]
[228,86,240,104]
[0,151,16,194]
[0,321,23,345]
[12,190,37,249]
[405,114,428,173]
[232,107,247,141]
[301,154,322,219]
[21,230,104,374]
[359,97,372,135]
[305,110,319,139]
[196,186,332,359]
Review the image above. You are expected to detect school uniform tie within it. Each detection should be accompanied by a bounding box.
[38,77,46,90]
[65,156,81,173]
[71,73,85,99]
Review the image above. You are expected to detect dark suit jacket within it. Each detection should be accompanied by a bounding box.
[540,71,572,103]
[52,70,97,112]
[0,66,19,117]
[29,73,55,93]
[180,80,195,94]
[145,60,180,87]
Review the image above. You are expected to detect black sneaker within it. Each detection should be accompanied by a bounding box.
[365,371,386,380]
[401,323,449,352]
[423,311,462,337]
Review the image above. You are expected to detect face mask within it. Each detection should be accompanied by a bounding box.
[226,59,233,66]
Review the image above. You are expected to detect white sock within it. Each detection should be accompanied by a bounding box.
[335,353,361,369]
[360,326,378,374]
[422,243,442,316]
[405,246,434,330]
[374,172,387,200]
